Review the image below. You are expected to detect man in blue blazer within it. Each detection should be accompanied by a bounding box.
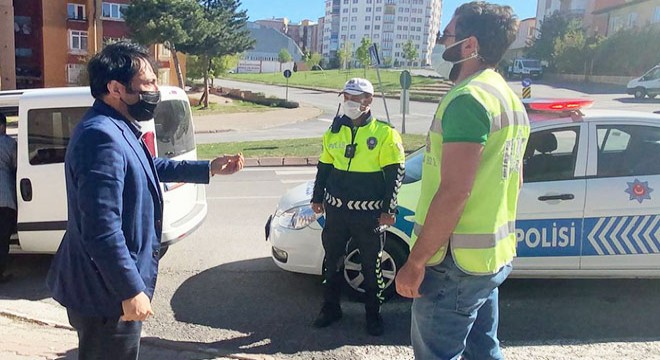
[46,41,244,360]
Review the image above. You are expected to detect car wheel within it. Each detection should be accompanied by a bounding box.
[649,94,657,99]
[342,235,409,302]
[634,88,646,99]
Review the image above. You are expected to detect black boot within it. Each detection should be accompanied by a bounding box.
[313,302,342,328]
[366,311,384,336]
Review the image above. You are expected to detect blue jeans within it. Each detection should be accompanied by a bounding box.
[67,309,142,360]
[411,251,512,360]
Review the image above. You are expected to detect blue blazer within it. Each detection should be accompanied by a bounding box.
[47,100,210,317]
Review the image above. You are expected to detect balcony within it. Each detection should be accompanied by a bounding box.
[66,15,87,23]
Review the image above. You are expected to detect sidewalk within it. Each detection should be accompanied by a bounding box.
[0,299,276,360]
[192,103,323,167]
[193,103,323,134]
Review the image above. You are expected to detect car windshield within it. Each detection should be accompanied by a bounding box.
[403,147,424,184]
[522,60,541,68]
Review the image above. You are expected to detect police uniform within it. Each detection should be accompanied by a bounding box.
[311,79,405,335]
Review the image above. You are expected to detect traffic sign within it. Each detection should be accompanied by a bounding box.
[368,44,381,66]
[400,70,412,90]
[283,69,292,78]
[522,78,532,87]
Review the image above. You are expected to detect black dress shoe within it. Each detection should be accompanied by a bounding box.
[313,303,342,328]
[366,312,384,336]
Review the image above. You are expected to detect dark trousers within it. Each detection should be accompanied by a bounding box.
[0,207,16,275]
[321,206,385,313]
[67,309,142,360]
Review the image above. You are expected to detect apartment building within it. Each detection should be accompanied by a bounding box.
[506,17,537,60]
[593,0,660,36]
[0,0,181,90]
[535,0,638,36]
[322,0,442,67]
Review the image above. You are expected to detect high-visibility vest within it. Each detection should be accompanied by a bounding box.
[412,69,530,275]
[320,116,404,172]
[318,115,405,211]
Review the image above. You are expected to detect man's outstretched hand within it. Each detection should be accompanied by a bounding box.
[211,153,244,176]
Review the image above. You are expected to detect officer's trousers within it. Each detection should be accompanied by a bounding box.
[321,205,385,314]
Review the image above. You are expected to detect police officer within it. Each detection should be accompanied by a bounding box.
[311,78,405,336]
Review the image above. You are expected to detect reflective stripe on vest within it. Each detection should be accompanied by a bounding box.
[412,69,530,275]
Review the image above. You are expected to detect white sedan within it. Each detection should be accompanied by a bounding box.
[266,99,660,300]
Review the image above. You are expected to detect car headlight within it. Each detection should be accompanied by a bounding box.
[276,204,319,230]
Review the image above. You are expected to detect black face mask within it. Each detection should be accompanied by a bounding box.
[122,90,161,122]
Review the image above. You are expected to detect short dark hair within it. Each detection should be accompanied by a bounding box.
[87,41,156,99]
[453,1,519,66]
[0,113,6,126]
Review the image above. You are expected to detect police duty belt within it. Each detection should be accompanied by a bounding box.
[325,193,383,211]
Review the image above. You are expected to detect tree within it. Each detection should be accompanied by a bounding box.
[278,48,292,71]
[337,41,353,72]
[525,12,577,70]
[402,40,418,67]
[177,0,255,108]
[304,51,323,71]
[593,27,660,76]
[355,37,372,76]
[124,0,203,88]
[187,54,239,85]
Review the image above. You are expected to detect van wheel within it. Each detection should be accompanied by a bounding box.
[342,235,409,302]
[634,88,646,99]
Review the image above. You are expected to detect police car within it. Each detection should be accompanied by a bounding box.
[266,99,660,299]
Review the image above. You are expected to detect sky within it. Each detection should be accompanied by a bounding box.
[239,0,537,29]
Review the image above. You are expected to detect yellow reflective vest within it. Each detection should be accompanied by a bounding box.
[412,69,530,274]
[316,114,405,213]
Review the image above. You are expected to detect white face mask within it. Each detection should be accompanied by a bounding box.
[343,100,366,120]
[431,45,453,80]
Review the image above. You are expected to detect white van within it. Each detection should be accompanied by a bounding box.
[0,86,207,256]
[627,64,660,99]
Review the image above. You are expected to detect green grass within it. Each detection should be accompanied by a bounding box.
[225,69,439,94]
[191,99,271,115]
[197,133,426,160]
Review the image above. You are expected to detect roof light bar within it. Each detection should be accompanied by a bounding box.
[524,98,594,112]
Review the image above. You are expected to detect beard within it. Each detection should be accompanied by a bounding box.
[442,41,464,83]
[447,64,462,83]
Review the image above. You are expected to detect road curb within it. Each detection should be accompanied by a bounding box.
[0,305,274,360]
[243,156,318,167]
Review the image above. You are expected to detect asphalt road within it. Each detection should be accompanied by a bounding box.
[195,78,660,144]
[5,167,660,359]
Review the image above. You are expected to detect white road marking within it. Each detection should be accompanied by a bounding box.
[207,196,280,200]
[275,170,316,176]
[281,179,313,184]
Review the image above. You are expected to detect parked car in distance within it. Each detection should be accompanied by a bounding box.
[266,99,660,300]
[627,64,660,99]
